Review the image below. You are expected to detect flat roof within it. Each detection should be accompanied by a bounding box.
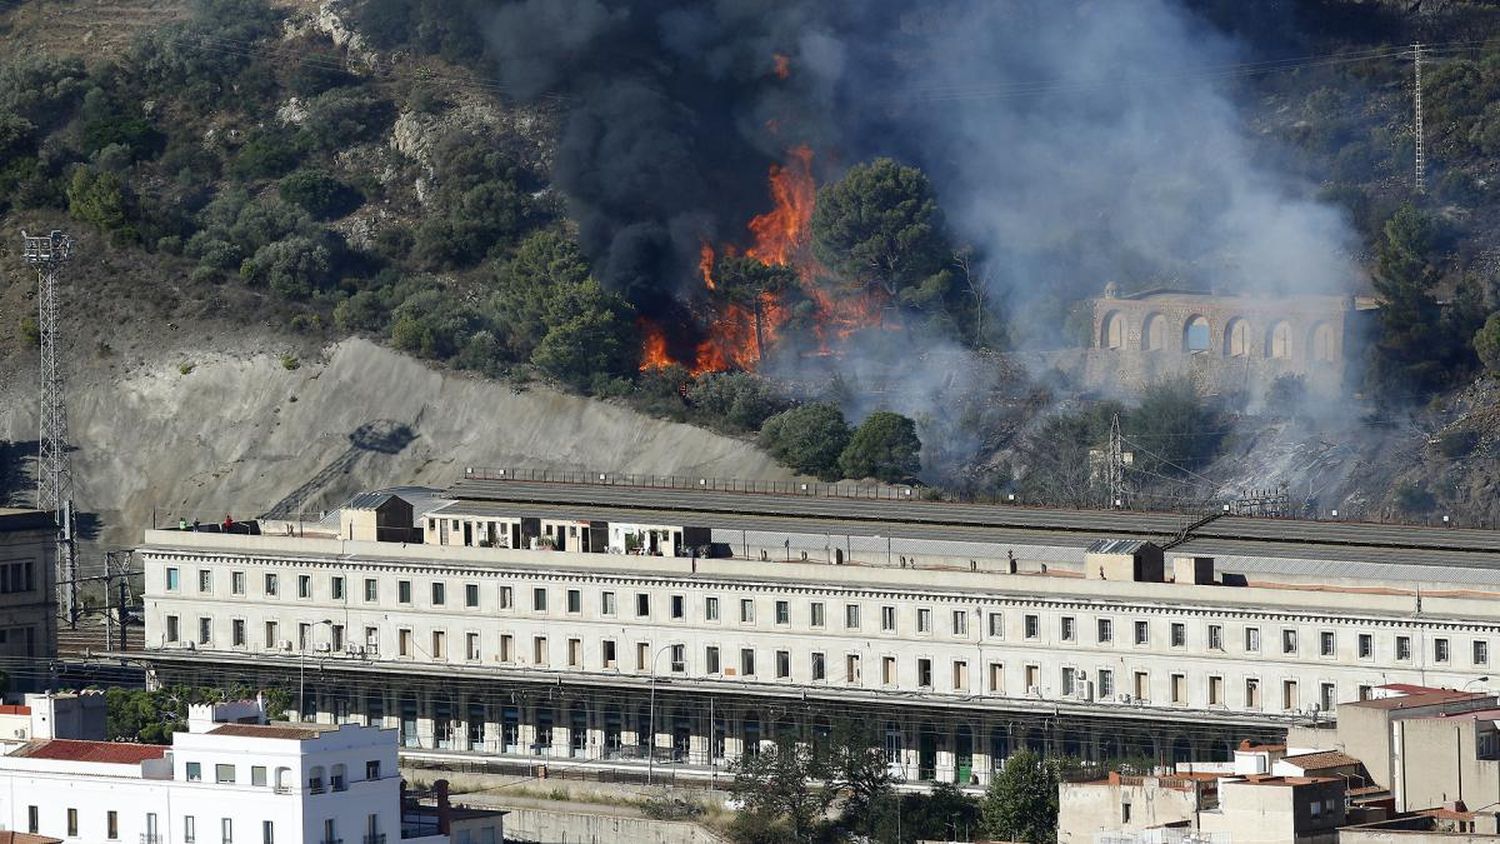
[13,739,166,765]
[207,724,324,740]
[1341,690,1491,711]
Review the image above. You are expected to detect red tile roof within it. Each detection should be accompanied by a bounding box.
[15,739,166,765]
[1280,750,1361,770]
[0,832,64,844]
[0,705,31,716]
[1342,689,1488,710]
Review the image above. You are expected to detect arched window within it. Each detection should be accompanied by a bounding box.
[308,765,325,794]
[274,767,291,791]
[330,763,347,792]
[1224,318,1249,357]
[1142,313,1165,351]
[1266,321,1292,359]
[1184,316,1211,352]
[1309,322,1335,362]
[1101,312,1124,349]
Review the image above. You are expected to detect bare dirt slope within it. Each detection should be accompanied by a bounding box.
[0,337,794,549]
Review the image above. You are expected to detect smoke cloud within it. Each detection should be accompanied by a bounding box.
[477,0,1364,474]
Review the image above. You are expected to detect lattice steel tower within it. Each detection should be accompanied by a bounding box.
[21,229,78,628]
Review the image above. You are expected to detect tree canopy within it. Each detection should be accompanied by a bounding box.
[759,402,852,481]
[980,750,1062,844]
[838,411,922,482]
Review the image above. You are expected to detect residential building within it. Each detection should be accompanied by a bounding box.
[136,480,1500,785]
[0,699,459,844]
[0,691,107,752]
[0,509,55,687]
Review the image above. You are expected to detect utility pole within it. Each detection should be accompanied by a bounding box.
[1413,42,1425,194]
[1107,412,1126,509]
[21,229,78,629]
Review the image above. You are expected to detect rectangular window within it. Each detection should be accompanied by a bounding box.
[1170,673,1186,704]
[364,578,377,601]
[534,636,548,666]
[1061,616,1076,641]
[1208,675,1223,705]
[568,638,582,668]
[884,605,899,633]
[264,573,278,596]
[1320,631,1335,657]
[215,763,235,783]
[952,660,969,691]
[811,602,825,628]
[846,603,861,630]
[262,821,274,844]
[987,611,1003,637]
[298,623,310,651]
[1024,614,1039,639]
[1246,626,1261,652]
[1320,682,1337,712]
[108,810,119,840]
[1134,671,1149,701]
[367,760,381,779]
[705,596,719,621]
[1436,638,1451,663]
[198,617,212,645]
[68,809,77,838]
[561,589,579,614]
[1397,635,1412,660]
[636,593,651,617]
[917,658,933,688]
[637,642,649,671]
[1208,624,1223,651]
[232,619,245,647]
[500,585,514,609]
[167,614,180,643]
[397,580,412,604]
[466,583,480,608]
[1477,640,1490,666]
[1097,618,1113,643]
[776,650,791,679]
[671,594,685,619]
[601,590,615,616]
[187,761,202,781]
[1170,623,1186,648]
[882,656,897,685]
[500,635,514,662]
[603,639,617,669]
[332,625,344,651]
[199,569,212,593]
[1026,664,1041,692]
[1134,620,1149,645]
[988,662,1004,693]
[706,645,720,674]
[1359,633,1373,659]
[533,587,548,612]
[27,805,37,834]
[264,621,277,649]
[231,571,245,595]
[1246,678,1261,708]
[467,632,481,661]
[297,574,311,599]
[918,608,933,633]
[1282,629,1298,654]
[167,567,180,591]
[741,648,756,676]
[1098,669,1114,698]
[953,610,969,637]
[846,654,861,683]
[331,576,344,601]
[398,629,412,657]
[1062,667,1076,696]
[1283,679,1299,710]
[432,582,446,606]
[222,818,232,844]
[775,600,790,625]
[741,599,756,623]
[252,765,267,786]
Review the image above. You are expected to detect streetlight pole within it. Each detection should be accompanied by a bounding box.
[298,618,334,722]
[648,643,676,785]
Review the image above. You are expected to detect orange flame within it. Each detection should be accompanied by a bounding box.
[638,320,675,371]
[773,53,791,80]
[699,242,717,290]
[746,145,816,270]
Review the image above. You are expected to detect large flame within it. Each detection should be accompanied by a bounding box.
[638,142,885,376]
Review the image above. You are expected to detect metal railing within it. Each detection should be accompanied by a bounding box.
[362,835,386,844]
[461,466,918,501]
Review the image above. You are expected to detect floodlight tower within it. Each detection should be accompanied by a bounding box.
[21,229,78,629]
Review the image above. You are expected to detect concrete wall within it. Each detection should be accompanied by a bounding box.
[1393,718,1500,813]
[501,805,726,844]
[1057,777,1201,843]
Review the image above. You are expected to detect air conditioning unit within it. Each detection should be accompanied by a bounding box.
[277,640,292,651]
[13,729,27,738]
[1117,693,1132,704]
[344,645,364,656]
[315,643,332,653]
[183,641,195,650]
[1028,685,1041,697]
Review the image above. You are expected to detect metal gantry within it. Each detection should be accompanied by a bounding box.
[21,229,79,628]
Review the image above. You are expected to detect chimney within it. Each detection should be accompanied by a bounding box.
[436,778,452,835]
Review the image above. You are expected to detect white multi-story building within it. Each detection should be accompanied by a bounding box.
[0,699,474,844]
[136,480,1500,787]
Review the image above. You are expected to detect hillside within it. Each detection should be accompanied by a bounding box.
[1,0,1500,535]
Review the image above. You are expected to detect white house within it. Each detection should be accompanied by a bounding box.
[0,700,496,844]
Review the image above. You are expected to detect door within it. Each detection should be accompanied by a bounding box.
[955,725,973,784]
[462,522,472,546]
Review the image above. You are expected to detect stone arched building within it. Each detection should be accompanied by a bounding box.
[1083,286,1379,397]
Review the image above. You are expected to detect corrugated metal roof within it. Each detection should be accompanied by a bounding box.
[1087,539,1155,554]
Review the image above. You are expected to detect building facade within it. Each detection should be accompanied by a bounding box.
[136,487,1500,786]
[0,509,56,688]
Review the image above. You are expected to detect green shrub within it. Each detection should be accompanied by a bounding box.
[0,111,35,163]
[1394,482,1436,515]
[280,354,300,370]
[230,128,302,180]
[66,166,135,239]
[19,316,39,347]
[1435,429,1479,459]
[687,372,788,432]
[1476,312,1500,373]
[278,169,361,219]
[296,88,395,153]
[759,403,851,481]
[838,411,922,482]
